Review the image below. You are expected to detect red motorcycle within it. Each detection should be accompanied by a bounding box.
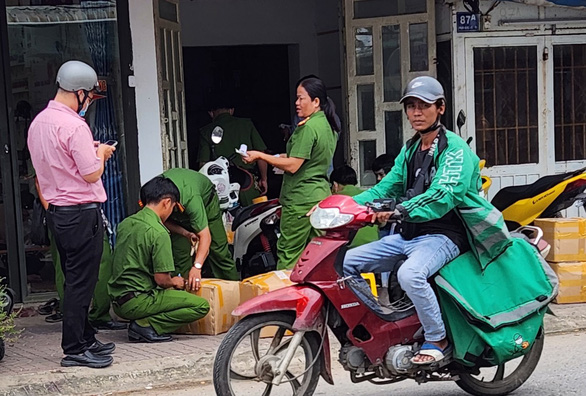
[213,195,546,396]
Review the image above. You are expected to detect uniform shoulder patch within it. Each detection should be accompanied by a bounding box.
[297,117,310,127]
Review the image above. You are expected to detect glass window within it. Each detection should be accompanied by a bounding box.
[385,111,403,160]
[409,23,428,72]
[359,140,377,186]
[554,44,586,161]
[355,27,373,76]
[382,25,401,102]
[5,1,125,295]
[354,0,426,19]
[357,84,375,131]
[474,46,538,166]
[159,0,178,23]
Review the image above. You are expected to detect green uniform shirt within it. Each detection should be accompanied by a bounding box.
[280,111,336,206]
[336,184,379,248]
[108,207,175,300]
[163,168,215,233]
[198,113,267,170]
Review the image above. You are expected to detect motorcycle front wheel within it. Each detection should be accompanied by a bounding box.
[213,312,321,396]
[455,330,544,396]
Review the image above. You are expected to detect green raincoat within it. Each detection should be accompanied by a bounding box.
[353,129,511,268]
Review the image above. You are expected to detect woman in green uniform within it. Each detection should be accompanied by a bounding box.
[243,77,338,269]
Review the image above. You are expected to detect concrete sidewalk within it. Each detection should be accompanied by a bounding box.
[1,303,586,396]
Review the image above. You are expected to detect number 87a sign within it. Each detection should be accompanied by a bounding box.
[457,12,480,33]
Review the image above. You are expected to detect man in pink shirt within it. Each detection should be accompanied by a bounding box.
[28,60,116,369]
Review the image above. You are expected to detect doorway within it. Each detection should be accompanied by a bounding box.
[183,45,293,199]
[0,0,127,301]
[464,35,586,200]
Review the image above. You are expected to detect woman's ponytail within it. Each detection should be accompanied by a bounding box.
[322,97,340,133]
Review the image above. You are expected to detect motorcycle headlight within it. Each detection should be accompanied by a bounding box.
[310,207,354,230]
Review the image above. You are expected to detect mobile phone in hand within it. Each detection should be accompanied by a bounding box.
[104,140,118,147]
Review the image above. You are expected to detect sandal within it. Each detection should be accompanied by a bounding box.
[411,342,452,365]
[45,311,63,323]
[38,298,59,315]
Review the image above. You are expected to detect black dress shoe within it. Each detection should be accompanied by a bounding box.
[128,321,173,343]
[61,350,113,368]
[91,320,128,331]
[87,340,116,356]
[45,311,63,323]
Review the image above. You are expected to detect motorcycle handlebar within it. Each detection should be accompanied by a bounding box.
[365,198,396,213]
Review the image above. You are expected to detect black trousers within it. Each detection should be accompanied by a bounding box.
[46,204,104,355]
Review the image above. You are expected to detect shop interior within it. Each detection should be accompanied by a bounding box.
[1,0,124,300]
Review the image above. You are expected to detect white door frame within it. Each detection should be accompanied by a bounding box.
[547,34,586,174]
[344,0,436,186]
[154,0,188,170]
[463,36,549,189]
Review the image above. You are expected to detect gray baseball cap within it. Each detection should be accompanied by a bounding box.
[55,60,99,92]
[399,76,445,104]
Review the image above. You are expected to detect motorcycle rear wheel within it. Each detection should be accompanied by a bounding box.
[455,330,544,396]
[213,312,321,396]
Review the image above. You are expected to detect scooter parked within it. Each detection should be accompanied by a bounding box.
[230,199,280,280]
[213,195,555,396]
[200,126,279,280]
[456,110,586,231]
[491,168,586,230]
[0,284,15,361]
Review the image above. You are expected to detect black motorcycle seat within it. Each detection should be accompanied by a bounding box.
[491,167,586,212]
[231,199,280,231]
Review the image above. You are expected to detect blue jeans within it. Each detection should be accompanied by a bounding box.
[343,233,460,342]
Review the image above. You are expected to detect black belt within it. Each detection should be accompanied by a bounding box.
[49,202,101,212]
[115,292,138,306]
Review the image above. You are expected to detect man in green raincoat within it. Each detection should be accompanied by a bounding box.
[198,92,268,206]
[162,168,239,288]
[343,76,510,366]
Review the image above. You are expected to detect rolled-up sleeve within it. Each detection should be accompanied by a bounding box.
[69,125,101,177]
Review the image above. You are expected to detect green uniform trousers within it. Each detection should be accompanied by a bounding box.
[277,203,321,270]
[112,289,210,335]
[171,198,239,281]
[50,232,113,323]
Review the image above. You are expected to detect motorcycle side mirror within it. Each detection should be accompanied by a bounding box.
[211,126,224,144]
[456,110,466,136]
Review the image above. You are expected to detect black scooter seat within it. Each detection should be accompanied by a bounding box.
[491,167,586,212]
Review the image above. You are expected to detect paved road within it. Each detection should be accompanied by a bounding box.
[120,331,585,396]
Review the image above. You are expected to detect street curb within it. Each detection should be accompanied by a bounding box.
[0,352,216,396]
[1,308,586,396]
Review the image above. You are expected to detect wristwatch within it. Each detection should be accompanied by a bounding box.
[193,262,202,270]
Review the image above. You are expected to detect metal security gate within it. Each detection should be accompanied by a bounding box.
[155,0,188,169]
[344,0,436,186]
[465,35,586,201]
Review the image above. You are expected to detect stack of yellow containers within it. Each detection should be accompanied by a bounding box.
[177,269,381,335]
[534,218,586,304]
[177,270,295,336]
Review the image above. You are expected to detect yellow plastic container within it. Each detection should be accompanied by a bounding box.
[252,196,268,204]
[361,273,378,297]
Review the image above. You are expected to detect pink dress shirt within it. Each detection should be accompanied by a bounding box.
[28,100,107,206]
